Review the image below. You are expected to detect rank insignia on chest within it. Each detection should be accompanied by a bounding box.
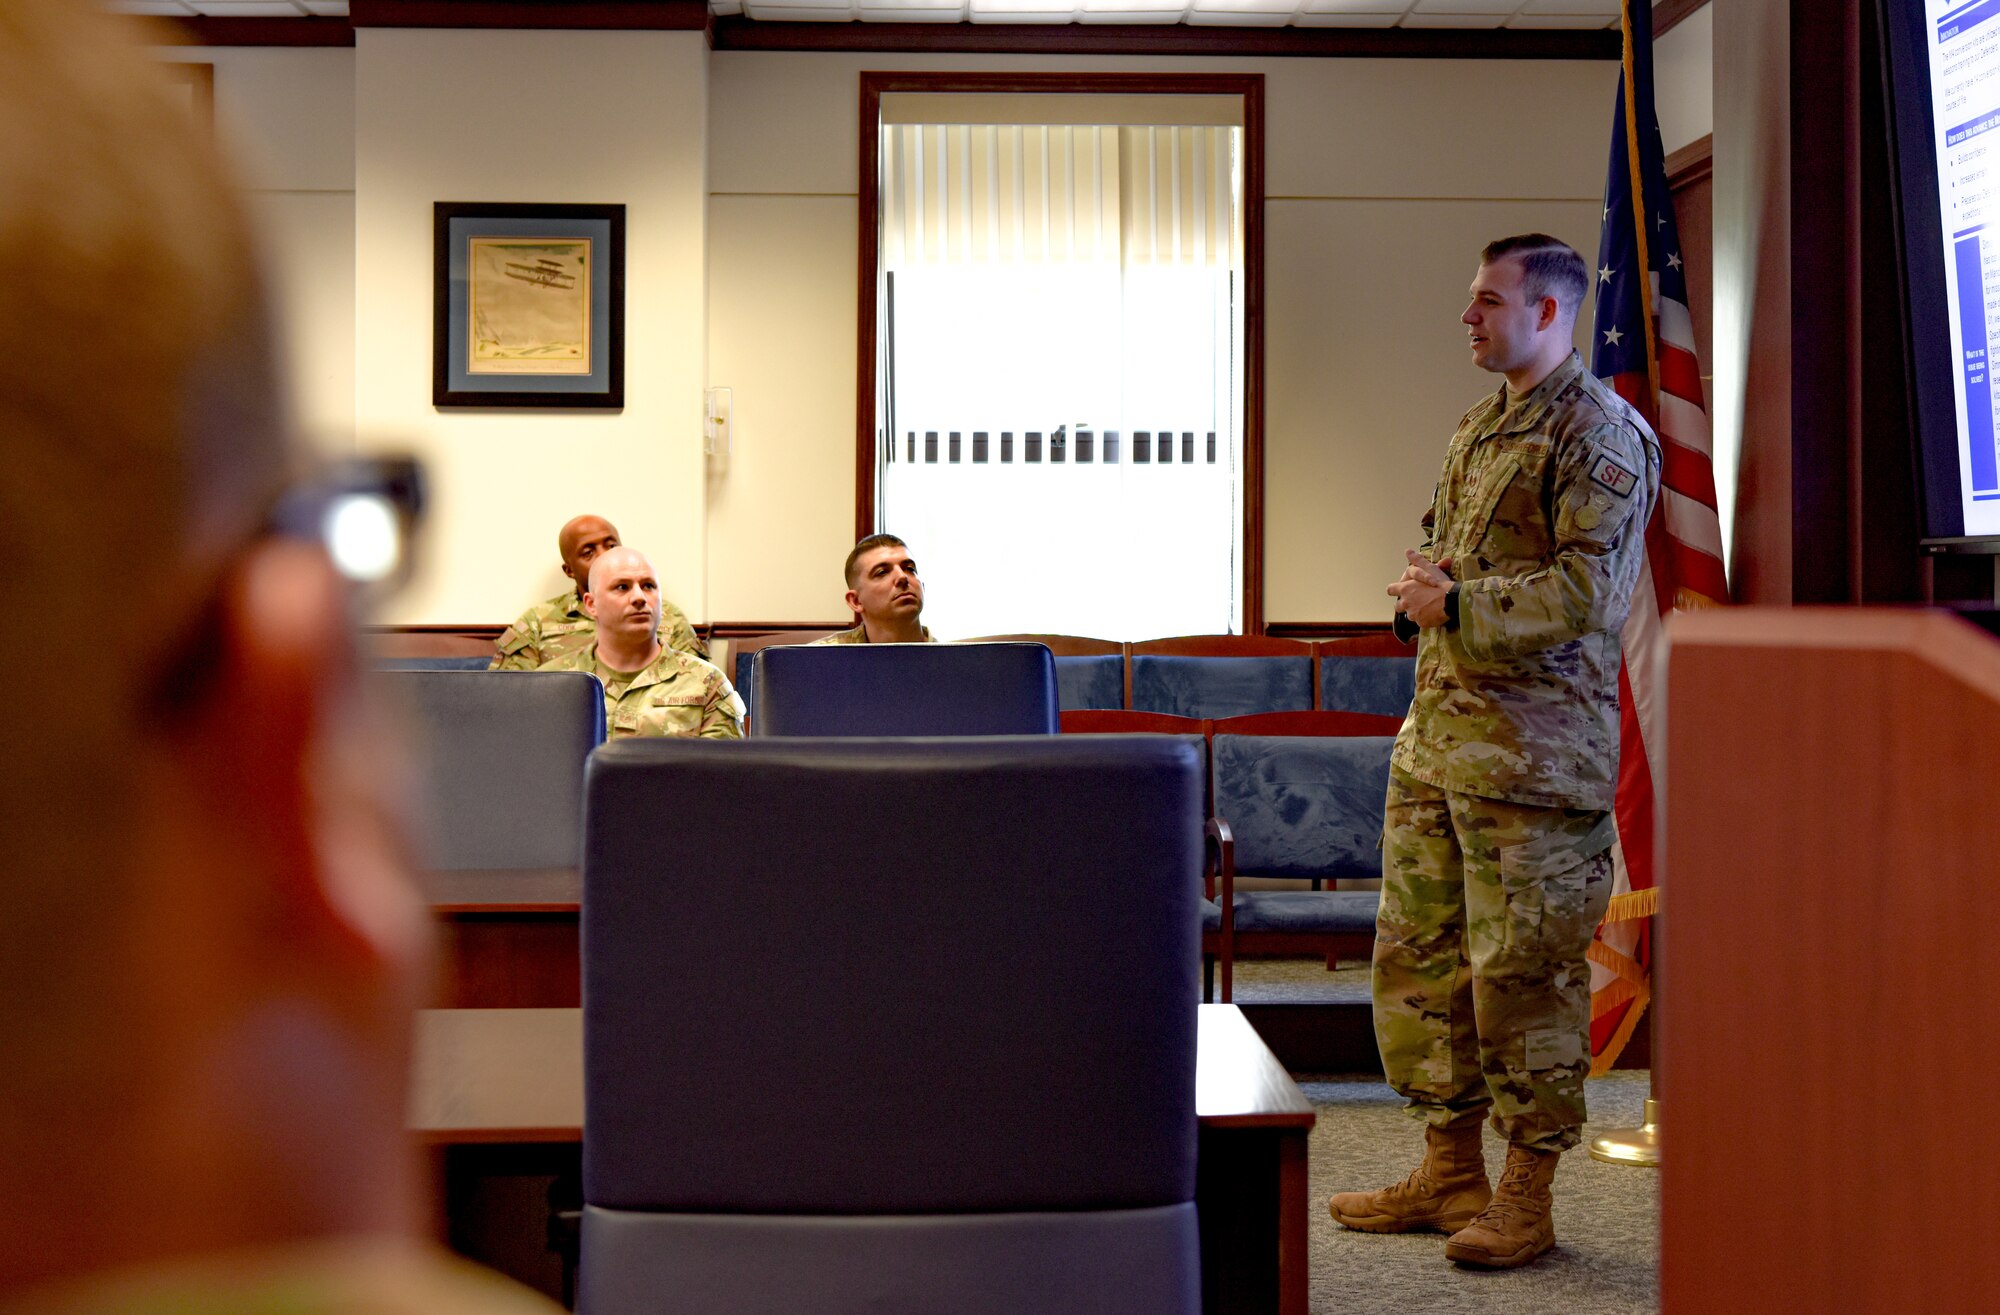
[1590,454,1637,498]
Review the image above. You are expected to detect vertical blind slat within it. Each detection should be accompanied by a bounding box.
[880,122,1239,270]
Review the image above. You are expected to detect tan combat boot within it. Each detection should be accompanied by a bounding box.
[1443,1142,1560,1269]
[1327,1119,1492,1233]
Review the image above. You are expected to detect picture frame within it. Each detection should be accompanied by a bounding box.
[433,202,625,409]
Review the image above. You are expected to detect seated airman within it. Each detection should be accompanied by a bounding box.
[491,514,703,669]
[810,534,936,645]
[542,547,744,740]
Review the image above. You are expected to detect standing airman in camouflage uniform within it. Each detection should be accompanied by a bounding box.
[1328,235,1660,1271]
[808,534,936,645]
[490,514,704,669]
[541,546,744,740]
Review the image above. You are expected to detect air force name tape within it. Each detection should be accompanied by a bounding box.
[1589,454,1637,499]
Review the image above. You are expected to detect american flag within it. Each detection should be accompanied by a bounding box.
[1587,0,1730,1073]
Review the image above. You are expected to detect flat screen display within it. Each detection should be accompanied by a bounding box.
[1890,0,2000,548]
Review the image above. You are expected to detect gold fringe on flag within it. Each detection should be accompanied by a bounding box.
[1589,981,1651,1078]
[1601,884,1659,924]
[1589,917,1655,1074]
[1674,586,1725,611]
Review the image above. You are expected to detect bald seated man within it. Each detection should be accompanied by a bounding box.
[810,534,936,645]
[542,547,745,740]
[490,514,704,669]
[0,3,557,1312]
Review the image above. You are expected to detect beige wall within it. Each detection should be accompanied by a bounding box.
[157,47,356,454]
[707,51,1612,626]
[1656,3,1714,156]
[353,29,709,626]
[160,34,1702,628]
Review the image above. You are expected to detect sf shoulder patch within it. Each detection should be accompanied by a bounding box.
[1589,453,1638,499]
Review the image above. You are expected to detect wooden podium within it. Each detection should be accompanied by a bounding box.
[1661,608,2000,1312]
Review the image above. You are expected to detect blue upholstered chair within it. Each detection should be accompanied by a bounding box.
[1130,637,1313,720]
[371,654,492,671]
[964,634,1127,711]
[376,670,605,871]
[1056,654,1126,709]
[750,642,1059,736]
[1316,634,1419,718]
[725,628,848,722]
[579,736,1205,1315]
[1206,714,1396,1001]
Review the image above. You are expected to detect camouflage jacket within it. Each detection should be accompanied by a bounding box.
[542,643,746,741]
[808,623,936,645]
[1392,352,1660,810]
[490,588,704,670]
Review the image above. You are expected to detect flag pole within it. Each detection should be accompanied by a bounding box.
[1586,0,1666,1170]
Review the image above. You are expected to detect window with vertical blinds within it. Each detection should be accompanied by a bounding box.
[874,94,1246,641]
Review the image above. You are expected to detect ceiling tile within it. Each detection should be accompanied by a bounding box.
[858,4,969,18]
[1507,13,1616,26]
[1189,0,1298,12]
[743,2,856,17]
[1398,12,1509,26]
[1519,0,1618,12]
[297,1,350,14]
[1293,10,1405,23]
[106,1,197,14]
[1410,0,1519,12]
[1302,0,1411,10]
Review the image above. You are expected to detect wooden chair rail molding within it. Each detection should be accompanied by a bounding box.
[1661,607,2000,1314]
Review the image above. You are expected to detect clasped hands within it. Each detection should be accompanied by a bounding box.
[1387,550,1454,628]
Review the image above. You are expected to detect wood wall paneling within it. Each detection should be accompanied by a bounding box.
[1661,609,2000,1312]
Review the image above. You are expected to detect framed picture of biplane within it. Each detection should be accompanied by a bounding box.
[433,202,625,408]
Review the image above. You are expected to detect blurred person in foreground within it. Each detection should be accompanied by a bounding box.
[0,3,558,1310]
[541,546,745,739]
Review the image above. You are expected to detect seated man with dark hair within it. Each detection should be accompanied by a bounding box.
[490,513,704,669]
[542,546,745,740]
[811,534,936,645]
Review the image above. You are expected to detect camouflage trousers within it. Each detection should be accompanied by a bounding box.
[1372,766,1615,1151]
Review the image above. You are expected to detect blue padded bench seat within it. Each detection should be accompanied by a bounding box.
[1318,654,1417,718]
[1211,734,1394,880]
[1131,655,1312,720]
[1231,889,1378,933]
[1207,731,1394,997]
[1055,653,1124,710]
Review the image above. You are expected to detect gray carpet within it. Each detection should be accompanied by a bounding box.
[1234,959,1659,1314]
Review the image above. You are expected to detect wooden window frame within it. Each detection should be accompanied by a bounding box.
[855,70,1268,633]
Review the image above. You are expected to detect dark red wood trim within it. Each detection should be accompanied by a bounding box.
[1210,709,1404,737]
[157,17,355,47]
[1263,621,1397,641]
[1666,132,1713,188]
[718,19,1617,59]
[856,72,884,543]
[1654,0,1707,39]
[855,72,1267,630]
[1242,74,1265,633]
[364,623,507,639]
[1132,632,1309,657]
[351,0,708,30]
[707,621,856,638]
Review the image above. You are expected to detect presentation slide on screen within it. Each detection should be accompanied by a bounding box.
[1934,0,2000,535]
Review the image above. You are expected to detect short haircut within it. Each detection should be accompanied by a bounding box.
[1481,234,1589,322]
[844,534,908,589]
